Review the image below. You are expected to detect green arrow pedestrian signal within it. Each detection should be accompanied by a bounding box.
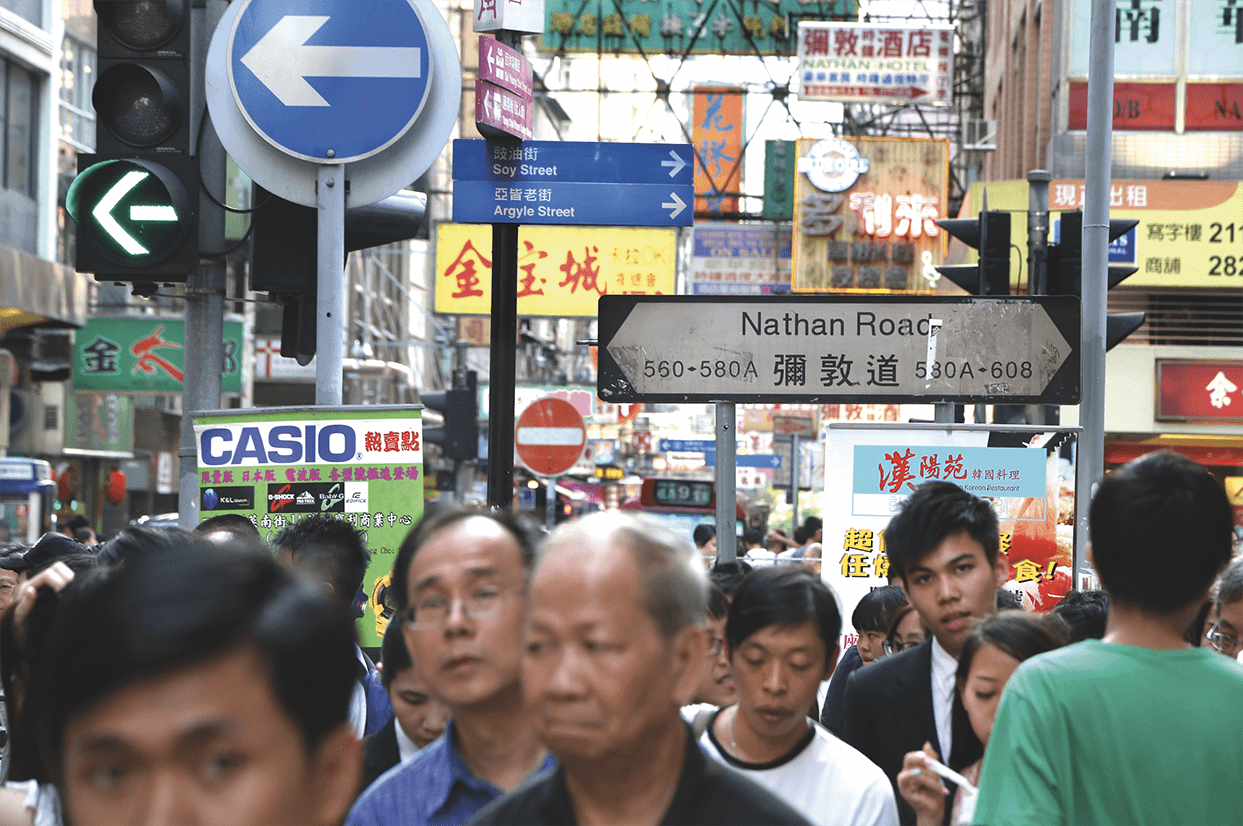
[66,155,198,282]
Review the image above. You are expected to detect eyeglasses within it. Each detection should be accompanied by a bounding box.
[883,639,922,656]
[401,587,525,630]
[707,636,725,657]
[1205,622,1239,654]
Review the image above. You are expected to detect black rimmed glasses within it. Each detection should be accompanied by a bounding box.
[399,587,526,630]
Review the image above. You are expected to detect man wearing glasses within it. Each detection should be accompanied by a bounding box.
[1206,556,1243,660]
[348,509,555,826]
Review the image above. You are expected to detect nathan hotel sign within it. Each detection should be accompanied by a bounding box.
[789,136,949,293]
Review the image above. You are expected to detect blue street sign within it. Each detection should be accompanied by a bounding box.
[453,180,693,227]
[658,439,716,453]
[453,139,694,185]
[704,452,784,469]
[227,0,432,164]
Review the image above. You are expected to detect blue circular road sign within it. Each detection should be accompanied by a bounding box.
[227,0,432,164]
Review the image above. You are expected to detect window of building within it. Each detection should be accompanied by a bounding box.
[0,59,40,199]
[59,34,95,151]
[0,0,43,29]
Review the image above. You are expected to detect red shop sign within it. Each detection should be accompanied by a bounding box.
[1156,360,1243,422]
[1068,82,1175,131]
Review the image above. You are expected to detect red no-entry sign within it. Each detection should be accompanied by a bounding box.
[514,397,587,477]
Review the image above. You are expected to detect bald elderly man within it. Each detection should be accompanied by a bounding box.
[471,513,810,826]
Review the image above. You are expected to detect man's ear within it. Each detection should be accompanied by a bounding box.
[669,624,708,707]
[308,723,363,826]
[992,552,1009,589]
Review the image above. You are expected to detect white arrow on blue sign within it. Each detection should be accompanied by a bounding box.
[227,0,433,164]
[453,180,693,227]
[704,452,783,469]
[452,139,694,185]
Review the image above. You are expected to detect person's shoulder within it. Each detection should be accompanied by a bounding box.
[847,644,923,693]
[808,724,891,785]
[351,734,448,820]
[466,771,559,826]
[697,749,815,825]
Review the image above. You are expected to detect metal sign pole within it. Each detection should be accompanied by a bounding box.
[487,222,518,510]
[1076,0,1117,581]
[316,163,346,405]
[714,401,737,564]
[546,477,556,530]
[790,433,800,534]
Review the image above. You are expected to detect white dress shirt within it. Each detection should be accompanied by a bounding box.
[929,637,958,762]
[395,719,423,764]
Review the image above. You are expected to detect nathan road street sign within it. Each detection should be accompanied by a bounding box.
[206,0,460,207]
[597,296,1081,405]
[515,397,587,476]
[452,138,694,227]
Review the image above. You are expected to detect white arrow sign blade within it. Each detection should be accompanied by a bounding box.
[661,191,687,219]
[660,149,688,178]
[130,205,177,221]
[241,15,423,108]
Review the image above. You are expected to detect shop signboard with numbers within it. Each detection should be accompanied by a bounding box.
[193,405,423,646]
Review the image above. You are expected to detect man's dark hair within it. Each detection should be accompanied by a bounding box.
[883,481,999,582]
[706,583,730,621]
[725,565,841,661]
[996,588,1023,610]
[62,514,90,534]
[956,610,1066,685]
[851,585,908,633]
[1090,451,1233,614]
[742,528,763,547]
[389,507,540,612]
[1050,589,1110,642]
[793,526,809,545]
[28,541,355,786]
[708,559,753,596]
[1212,556,1243,614]
[91,525,187,569]
[274,515,371,610]
[195,513,262,543]
[378,619,413,691]
[692,523,716,549]
[804,516,822,533]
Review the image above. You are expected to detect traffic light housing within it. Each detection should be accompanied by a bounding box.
[68,1,198,286]
[422,372,479,462]
[248,188,428,364]
[1048,211,1145,351]
[935,210,1012,296]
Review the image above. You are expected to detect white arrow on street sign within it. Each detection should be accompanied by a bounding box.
[92,171,179,255]
[660,150,688,178]
[662,191,687,219]
[597,296,1081,405]
[241,15,423,107]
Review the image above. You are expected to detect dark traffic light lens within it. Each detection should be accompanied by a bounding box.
[93,64,183,147]
[97,0,185,51]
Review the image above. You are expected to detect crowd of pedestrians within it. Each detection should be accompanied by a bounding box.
[0,449,1238,825]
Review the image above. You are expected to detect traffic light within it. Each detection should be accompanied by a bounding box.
[67,1,198,286]
[422,372,479,461]
[935,209,1013,296]
[1048,211,1145,351]
[248,188,428,364]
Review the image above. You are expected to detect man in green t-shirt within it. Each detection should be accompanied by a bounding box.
[974,451,1243,826]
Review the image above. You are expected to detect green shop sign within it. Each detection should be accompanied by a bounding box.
[540,0,855,56]
[74,317,244,394]
[193,406,424,647]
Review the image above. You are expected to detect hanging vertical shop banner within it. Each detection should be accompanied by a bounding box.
[193,406,423,647]
[435,223,676,316]
[691,223,792,295]
[796,23,953,104]
[692,87,744,214]
[823,427,1074,652]
[791,136,948,292]
[74,318,245,393]
[763,140,796,219]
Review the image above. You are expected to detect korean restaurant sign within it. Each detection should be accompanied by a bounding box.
[791,137,949,292]
[691,223,791,295]
[692,87,743,214]
[434,223,675,317]
[1156,360,1243,422]
[953,179,1243,289]
[824,427,1074,653]
[193,405,423,648]
[540,0,855,56]
[74,318,244,394]
[796,23,953,105]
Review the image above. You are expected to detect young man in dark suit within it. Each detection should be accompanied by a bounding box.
[840,481,1008,825]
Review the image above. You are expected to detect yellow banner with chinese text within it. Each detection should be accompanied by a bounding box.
[956,180,1243,289]
[434,223,677,317]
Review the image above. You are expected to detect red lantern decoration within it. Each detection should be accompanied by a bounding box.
[105,469,127,505]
